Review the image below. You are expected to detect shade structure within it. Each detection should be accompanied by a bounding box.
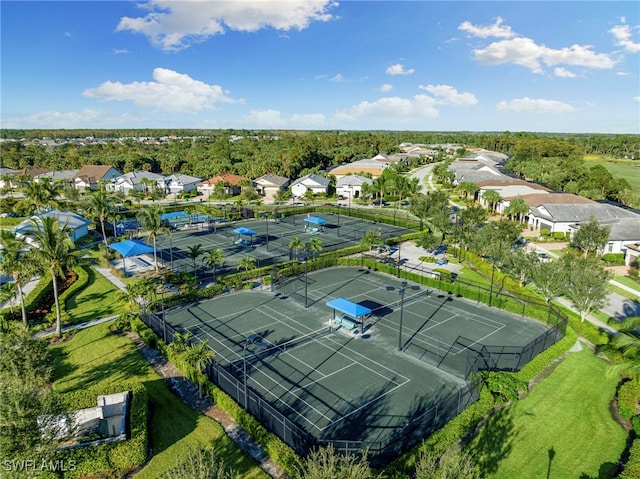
[108,239,154,257]
[326,297,372,319]
[233,227,257,236]
[303,216,327,226]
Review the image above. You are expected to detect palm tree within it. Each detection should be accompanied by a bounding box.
[204,248,225,282]
[289,236,304,261]
[237,257,256,275]
[184,340,215,398]
[27,216,78,338]
[0,230,41,326]
[136,206,169,273]
[306,237,323,259]
[116,283,143,315]
[86,190,112,248]
[186,244,204,277]
[504,197,529,223]
[609,316,640,380]
[482,189,502,215]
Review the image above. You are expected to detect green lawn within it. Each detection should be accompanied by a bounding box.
[51,323,267,479]
[467,347,627,478]
[65,266,122,323]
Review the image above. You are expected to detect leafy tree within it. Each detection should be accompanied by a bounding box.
[570,217,610,258]
[503,248,538,286]
[204,248,225,282]
[528,259,564,303]
[561,254,612,322]
[27,216,78,338]
[416,231,440,251]
[137,206,170,273]
[292,444,379,479]
[0,324,68,463]
[0,230,41,326]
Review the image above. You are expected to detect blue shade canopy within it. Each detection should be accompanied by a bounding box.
[161,211,186,221]
[326,298,372,319]
[304,216,327,225]
[233,227,257,236]
[108,239,154,257]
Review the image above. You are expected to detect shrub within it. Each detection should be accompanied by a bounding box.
[553,232,565,240]
[540,228,551,237]
[602,253,625,265]
[482,371,527,402]
[620,439,640,479]
[618,380,640,419]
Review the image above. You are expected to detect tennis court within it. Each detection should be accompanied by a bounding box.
[154,212,414,279]
[163,266,554,456]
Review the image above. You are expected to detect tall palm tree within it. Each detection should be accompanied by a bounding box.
[27,216,78,338]
[306,237,323,259]
[204,248,225,282]
[86,190,112,248]
[0,230,41,326]
[184,340,215,398]
[186,244,204,277]
[136,206,169,273]
[289,236,304,261]
[237,257,256,275]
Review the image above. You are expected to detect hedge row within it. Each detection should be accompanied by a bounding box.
[620,439,640,479]
[0,272,54,326]
[618,380,640,419]
[42,382,148,479]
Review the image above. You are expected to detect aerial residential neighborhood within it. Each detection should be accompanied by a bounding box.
[1,1,640,478]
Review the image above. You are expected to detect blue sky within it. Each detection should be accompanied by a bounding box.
[2,1,639,133]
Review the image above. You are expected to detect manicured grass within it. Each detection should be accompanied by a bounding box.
[65,267,122,323]
[51,323,267,479]
[467,347,627,478]
[613,276,640,294]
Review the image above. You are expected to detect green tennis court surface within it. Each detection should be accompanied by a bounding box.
[153,213,414,278]
[164,266,554,458]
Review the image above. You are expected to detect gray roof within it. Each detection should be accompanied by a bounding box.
[291,173,330,188]
[336,175,373,187]
[166,173,202,184]
[533,203,640,224]
[608,219,640,241]
[35,169,79,181]
[255,173,290,187]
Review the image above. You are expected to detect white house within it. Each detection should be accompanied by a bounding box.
[329,156,393,179]
[73,165,121,191]
[107,171,166,195]
[254,173,290,196]
[290,173,330,197]
[165,173,202,194]
[15,210,91,243]
[197,174,248,197]
[474,179,550,214]
[335,175,373,200]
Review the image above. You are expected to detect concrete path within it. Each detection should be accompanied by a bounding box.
[93,265,128,292]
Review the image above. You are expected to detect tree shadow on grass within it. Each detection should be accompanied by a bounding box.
[464,405,517,476]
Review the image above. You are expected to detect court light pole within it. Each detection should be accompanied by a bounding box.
[243,333,266,408]
[387,281,420,351]
[265,213,270,251]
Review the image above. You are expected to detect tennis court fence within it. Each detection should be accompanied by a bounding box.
[139,308,483,466]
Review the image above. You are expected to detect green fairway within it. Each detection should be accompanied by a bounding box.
[467,347,626,478]
[51,323,267,479]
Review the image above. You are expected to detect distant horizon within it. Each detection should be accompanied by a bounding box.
[2,2,639,132]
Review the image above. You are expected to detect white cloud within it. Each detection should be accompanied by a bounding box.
[113,48,129,54]
[554,67,576,78]
[634,96,640,103]
[418,84,478,105]
[458,17,515,39]
[617,71,630,76]
[610,21,640,53]
[240,109,325,128]
[116,0,338,51]
[496,97,575,113]
[386,63,415,75]
[3,109,105,129]
[378,84,393,92]
[335,95,439,122]
[83,68,240,113]
[472,36,615,73]
[330,73,346,82]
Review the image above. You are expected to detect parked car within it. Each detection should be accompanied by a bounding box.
[372,200,390,206]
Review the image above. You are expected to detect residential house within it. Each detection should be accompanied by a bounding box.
[254,173,290,197]
[290,173,330,197]
[449,159,509,184]
[165,173,203,194]
[73,165,122,191]
[336,175,373,200]
[329,156,393,179]
[34,169,79,186]
[16,210,91,243]
[197,174,248,197]
[2,168,52,189]
[107,171,166,195]
[474,179,550,214]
